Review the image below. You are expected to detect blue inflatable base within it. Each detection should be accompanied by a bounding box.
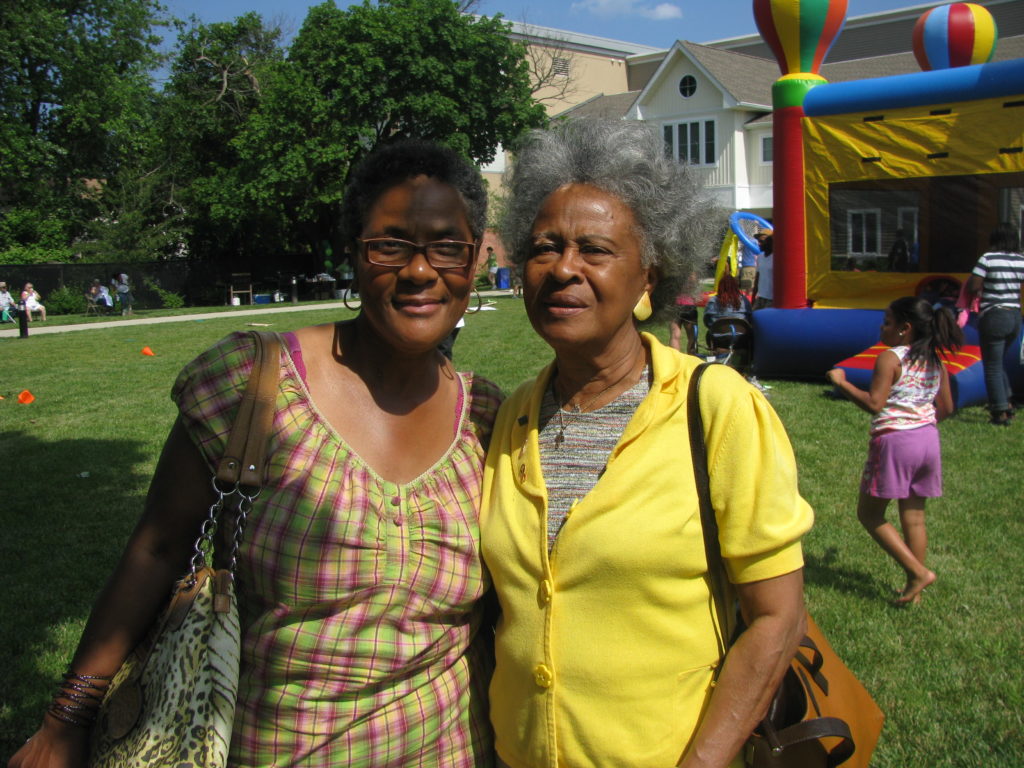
[751,307,1023,409]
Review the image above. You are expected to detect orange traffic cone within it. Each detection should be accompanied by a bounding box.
[141,346,155,356]
[18,389,35,404]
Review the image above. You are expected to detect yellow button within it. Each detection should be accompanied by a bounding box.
[539,579,553,604]
[533,664,553,688]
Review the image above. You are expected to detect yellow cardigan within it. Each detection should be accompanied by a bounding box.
[481,334,814,768]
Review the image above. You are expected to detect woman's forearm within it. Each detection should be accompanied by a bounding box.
[679,570,806,768]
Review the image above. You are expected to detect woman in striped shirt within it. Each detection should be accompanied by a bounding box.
[967,223,1024,426]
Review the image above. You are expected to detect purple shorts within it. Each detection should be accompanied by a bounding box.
[860,424,942,499]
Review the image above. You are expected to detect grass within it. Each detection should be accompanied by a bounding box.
[1,296,1021,765]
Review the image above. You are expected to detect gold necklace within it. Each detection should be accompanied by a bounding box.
[551,364,645,448]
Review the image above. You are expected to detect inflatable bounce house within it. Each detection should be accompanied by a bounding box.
[747,0,1024,407]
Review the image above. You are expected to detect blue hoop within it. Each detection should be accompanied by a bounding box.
[729,212,772,255]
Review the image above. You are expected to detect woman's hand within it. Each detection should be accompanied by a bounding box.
[826,368,846,386]
[7,715,90,768]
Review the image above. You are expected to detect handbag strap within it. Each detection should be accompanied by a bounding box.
[686,362,733,656]
[189,331,281,583]
[216,331,281,490]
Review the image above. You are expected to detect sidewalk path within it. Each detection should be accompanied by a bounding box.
[0,292,515,339]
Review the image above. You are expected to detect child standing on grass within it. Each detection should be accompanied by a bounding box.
[827,296,963,605]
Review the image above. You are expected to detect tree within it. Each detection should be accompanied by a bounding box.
[158,13,286,267]
[223,0,547,266]
[0,0,166,261]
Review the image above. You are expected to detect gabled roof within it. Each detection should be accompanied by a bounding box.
[553,91,640,120]
[678,41,778,108]
[630,40,778,115]
[637,35,1024,118]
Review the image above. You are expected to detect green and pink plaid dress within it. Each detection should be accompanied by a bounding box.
[172,331,501,768]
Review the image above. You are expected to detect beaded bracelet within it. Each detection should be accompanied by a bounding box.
[47,671,112,728]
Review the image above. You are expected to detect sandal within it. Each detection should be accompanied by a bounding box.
[990,411,1012,426]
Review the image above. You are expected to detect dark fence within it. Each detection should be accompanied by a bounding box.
[0,261,190,310]
[0,259,342,311]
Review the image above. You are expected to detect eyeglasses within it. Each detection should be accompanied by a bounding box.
[357,238,477,269]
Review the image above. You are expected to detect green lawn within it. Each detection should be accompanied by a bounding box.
[1,297,1021,765]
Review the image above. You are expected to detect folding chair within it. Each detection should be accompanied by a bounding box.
[705,317,754,374]
[229,273,253,305]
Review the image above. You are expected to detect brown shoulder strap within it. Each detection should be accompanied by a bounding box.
[215,331,281,489]
[687,362,734,655]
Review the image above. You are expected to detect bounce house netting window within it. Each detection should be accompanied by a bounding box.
[828,173,1024,275]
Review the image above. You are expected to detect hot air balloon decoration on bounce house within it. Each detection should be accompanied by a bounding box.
[746,0,1023,408]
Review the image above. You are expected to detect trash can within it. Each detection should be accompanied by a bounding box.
[496,267,510,290]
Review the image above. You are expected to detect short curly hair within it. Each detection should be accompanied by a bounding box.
[340,139,488,249]
[500,119,721,320]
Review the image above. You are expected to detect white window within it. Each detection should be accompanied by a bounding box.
[552,57,570,78]
[760,135,773,164]
[848,209,881,256]
[663,120,716,166]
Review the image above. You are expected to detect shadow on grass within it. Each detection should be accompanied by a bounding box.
[0,430,151,758]
[803,545,886,600]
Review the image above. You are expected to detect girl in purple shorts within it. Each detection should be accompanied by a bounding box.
[828,296,963,604]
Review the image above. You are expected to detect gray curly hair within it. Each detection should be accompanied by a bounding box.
[500,118,721,320]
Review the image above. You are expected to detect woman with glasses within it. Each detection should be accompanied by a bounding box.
[11,140,500,768]
[482,120,812,768]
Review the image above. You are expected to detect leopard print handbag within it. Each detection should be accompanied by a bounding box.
[89,566,241,768]
[89,331,280,768]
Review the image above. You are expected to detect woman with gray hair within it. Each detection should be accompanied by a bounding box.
[481,119,813,768]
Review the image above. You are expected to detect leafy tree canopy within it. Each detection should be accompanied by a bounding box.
[1,0,548,276]
[0,0,166,260]
[212,0,547,268]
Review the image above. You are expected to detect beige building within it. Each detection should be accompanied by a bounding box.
[480,21,661,200]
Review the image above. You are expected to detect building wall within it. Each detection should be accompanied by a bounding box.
[530,44,632,116]
[626,56,663,92]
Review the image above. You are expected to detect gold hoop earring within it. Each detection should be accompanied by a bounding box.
[633,291,652,322]
[343,288,360,311]
[466,289,483,314]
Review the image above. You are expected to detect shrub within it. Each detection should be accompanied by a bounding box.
[144,278,185,309]
[45,284,87,315]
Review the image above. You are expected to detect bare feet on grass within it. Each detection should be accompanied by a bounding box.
[894,570,935,605]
